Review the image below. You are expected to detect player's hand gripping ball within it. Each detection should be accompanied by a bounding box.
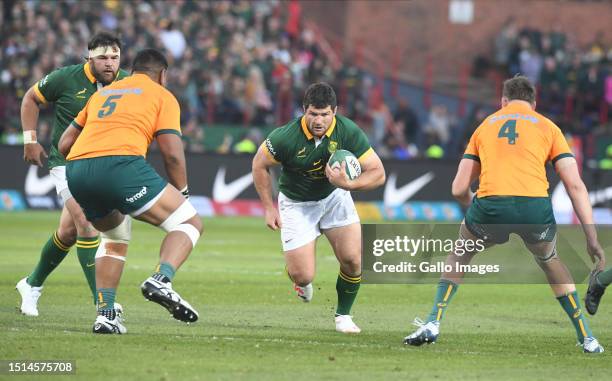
[328,149,361,180]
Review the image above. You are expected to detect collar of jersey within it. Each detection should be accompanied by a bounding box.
[84,62,122,84]
[503,101,533,112]
[300,116,336,140]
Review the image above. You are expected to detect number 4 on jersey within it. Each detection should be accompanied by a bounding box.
[498,119,518,145]
[98,95,123,118]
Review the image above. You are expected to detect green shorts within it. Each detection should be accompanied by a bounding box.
[66,155,167,221]
[464,196,556,244]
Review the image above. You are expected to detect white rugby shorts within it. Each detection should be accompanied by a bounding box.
[278,188,360,251]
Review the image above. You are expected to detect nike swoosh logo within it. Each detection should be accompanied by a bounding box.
[86,263,95,267]
[25,165,55,196]
[77,88,87,95]
[383,172,435,206]
[212,166,253,203]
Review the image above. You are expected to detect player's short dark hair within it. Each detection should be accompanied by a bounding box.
[303,82,337,110]
[131,49,168,75]
[88,32,122,51]
[502,75,536,104]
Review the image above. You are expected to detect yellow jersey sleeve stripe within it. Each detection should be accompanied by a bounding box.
[154,129,182,137]
[32,84,47,104]
[260,142,280,164]
[72,121,83,131]
[551,152,574,165]
[462,154,480,162]
[358,147,374,163]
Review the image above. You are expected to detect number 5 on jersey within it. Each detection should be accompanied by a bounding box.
[98,95,123,118]
[498,119,518,145]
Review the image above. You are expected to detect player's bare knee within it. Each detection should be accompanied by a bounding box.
[75,218,97,237]
[289,271,313,286]
[57,225,77,246]
[186,215,203,235]
[340,255,361,275]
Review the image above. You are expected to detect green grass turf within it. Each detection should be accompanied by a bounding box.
[0,211,610,381]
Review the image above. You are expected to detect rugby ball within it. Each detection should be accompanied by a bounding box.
[328,149,361,180]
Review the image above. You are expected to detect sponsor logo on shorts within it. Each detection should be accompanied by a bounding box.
[126,186,147,203]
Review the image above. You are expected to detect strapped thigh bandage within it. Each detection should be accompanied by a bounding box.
[532,235,558,263]
[533,246,558,263]
[159,200,200,247]
[95,216,132,262]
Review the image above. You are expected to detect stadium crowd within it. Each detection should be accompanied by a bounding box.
[489,18,611,139]
[0,1,610,161]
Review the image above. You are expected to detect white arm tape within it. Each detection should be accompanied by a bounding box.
[23,130,37,144]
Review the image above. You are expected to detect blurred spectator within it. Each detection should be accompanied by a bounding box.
[494,18,518,72]
[393,98,419,144]
[423,105,453,147]
[233,129,262,154]
[159,20,186,59]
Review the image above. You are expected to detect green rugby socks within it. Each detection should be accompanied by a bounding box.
[336,271,361,316]
[97,288,116,319]
[596,268,612,288]
[557,291,593,343]
[76,236,100,304]
[27,232,70,287]
[426,280,459,323]
[153,262,176,283]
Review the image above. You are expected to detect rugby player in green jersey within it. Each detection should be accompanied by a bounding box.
[17,32,129,316]
[253,83,386,333]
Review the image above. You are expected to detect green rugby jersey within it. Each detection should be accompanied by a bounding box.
[263,114,373,201]
[33,62,129,168]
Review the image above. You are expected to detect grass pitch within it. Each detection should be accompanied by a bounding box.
[1,211,610,380]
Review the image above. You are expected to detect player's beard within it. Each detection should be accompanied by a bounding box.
[91,66,118,86]
[309,121,329,138]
